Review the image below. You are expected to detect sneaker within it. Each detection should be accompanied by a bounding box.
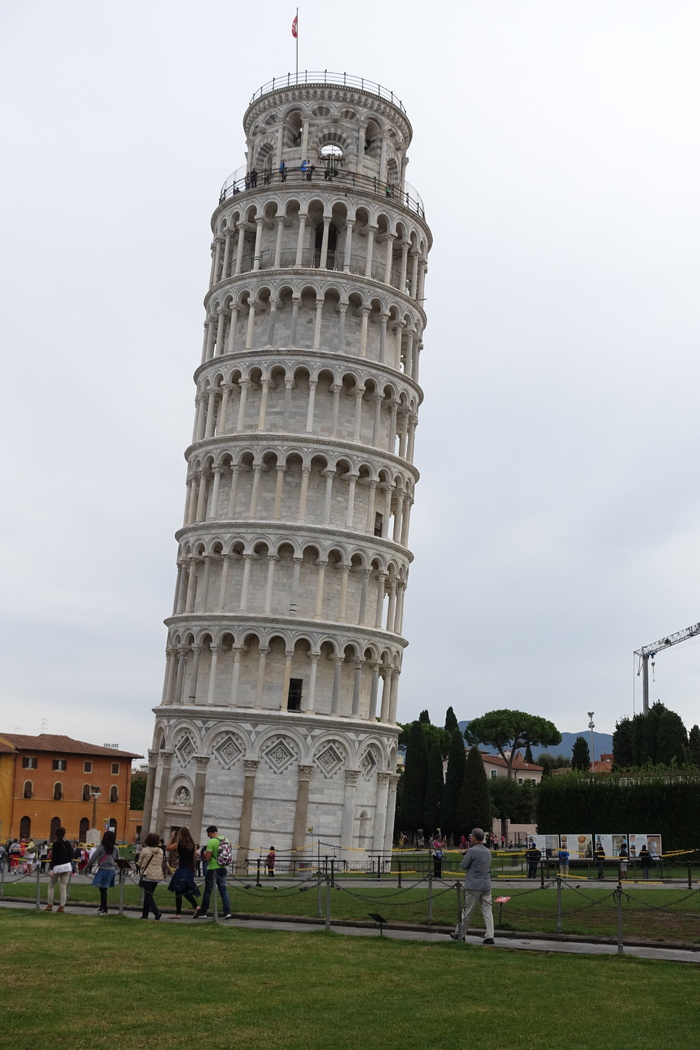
[482,937,495,945]
[222,913,232,920]
[448,932,459,940]
[192,909,204,919]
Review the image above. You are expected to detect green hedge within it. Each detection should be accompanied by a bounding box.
[536,773,700,851]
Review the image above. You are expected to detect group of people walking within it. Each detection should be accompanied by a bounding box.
[40,824,237,919]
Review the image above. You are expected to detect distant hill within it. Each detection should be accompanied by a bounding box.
[457,722,613,761]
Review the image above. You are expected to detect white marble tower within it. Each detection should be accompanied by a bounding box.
[143,71,431,865]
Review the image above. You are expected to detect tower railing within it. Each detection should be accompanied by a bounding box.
[249,71,406,114]
[219,165,425,220]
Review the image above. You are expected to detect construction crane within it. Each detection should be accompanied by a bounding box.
[634,622,700,715]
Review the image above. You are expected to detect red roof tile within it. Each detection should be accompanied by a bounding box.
[0,733,141,759]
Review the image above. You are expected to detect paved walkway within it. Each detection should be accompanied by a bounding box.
[3,898,698,965]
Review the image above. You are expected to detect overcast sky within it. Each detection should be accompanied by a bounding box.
[2,2,700,757]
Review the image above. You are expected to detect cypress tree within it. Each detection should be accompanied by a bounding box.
[419,709,431,724]
[524,743,534,765]
[456,745,492,840]
[423,741,444,836]
[441,729,466,842]
[689,725,700,767]
[444,706,459,734]
[571,736,591,771]
[401,720,428,835]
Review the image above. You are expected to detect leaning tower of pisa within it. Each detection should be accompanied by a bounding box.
[142,72,431,864]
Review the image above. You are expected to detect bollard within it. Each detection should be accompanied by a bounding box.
[556,875,563,934]
[256,858,262,887]
[616,882,624,955]
[324,875,331,930]
[427,868,433,926]
[35,864,41,910]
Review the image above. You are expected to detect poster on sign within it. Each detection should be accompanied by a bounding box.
[594,834,613,857]
[561,834,592,859]
[628,834,647,858]
[534,835,559,858]
[647,834,662,859]
[612,834,629,857]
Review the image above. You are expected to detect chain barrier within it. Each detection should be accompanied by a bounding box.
[622,886,700,913]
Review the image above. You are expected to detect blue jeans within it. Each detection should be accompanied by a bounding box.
[200,867,230,915]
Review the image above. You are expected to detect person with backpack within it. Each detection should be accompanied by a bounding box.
[193,825,232,920]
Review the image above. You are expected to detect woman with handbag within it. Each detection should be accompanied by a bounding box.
[137,832,164,921]
[88,830,119,915]
[165,827,200,918]
[44,827,73,912]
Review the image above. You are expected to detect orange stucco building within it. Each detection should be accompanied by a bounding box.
[0,733,141,843]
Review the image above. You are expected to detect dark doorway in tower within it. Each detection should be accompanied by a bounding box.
[287,678,303,711]
[50,816,61,839]
[314,223,338,270]
[79,817,90,841]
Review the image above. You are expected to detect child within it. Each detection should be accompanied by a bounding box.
[266,846,276,877]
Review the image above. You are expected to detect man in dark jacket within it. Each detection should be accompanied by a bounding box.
[526,841,541,879]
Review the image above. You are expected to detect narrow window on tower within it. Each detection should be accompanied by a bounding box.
[287,678,303,712]
[374,512,383,537]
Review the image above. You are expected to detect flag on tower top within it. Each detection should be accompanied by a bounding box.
[291,13,298,38]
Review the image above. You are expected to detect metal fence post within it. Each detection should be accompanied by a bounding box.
[213,873,219,924]
[616,882,624,955]
[540,861,545,889]
[35,864,41,909]
[427,868,433,925]
[324,875,331,930]
[118,868,125,916]
[0,859,5,900]
[317,870,323,919]
[397,856,402,888]
[256,858,261,887]
[455,881,463,938]
[556,875,563,933]
[688,862,693,890]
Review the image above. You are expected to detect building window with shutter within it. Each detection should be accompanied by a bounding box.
[54,782,63,800]
[287,678,303,711]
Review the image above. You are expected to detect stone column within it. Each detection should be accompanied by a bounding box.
[306,652,319,713]
[141,749,158,834]
[305,379,317,432]
[206,644,219,705]
[153,749,174,836]
[382,774,400,853]
[341,769,360,850]
[291,765,314,856]
[190,756,210,845]
[255,646,269,708]
[372,771,391,850]
[235,759,259,872]
[368,662,380,719]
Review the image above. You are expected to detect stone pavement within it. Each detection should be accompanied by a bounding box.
[3,898,698,965]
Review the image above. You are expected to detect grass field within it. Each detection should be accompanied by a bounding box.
[4,874,700,944]
[1,907,698,1050]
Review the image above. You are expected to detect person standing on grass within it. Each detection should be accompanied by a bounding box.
[44,827,73,913]
[193,825,232,919]
[595,842,606,880]
[266,846,276,878]
[558,844,570,876]
[450,828,495,946]
[639,844,651,879]
[526,841,541,879]
[88,830,119,915]
[137,833,164,921]
[166,827,200,917]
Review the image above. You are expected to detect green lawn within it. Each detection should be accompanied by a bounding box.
[4,875,700,944]
[1,908,698,1050]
